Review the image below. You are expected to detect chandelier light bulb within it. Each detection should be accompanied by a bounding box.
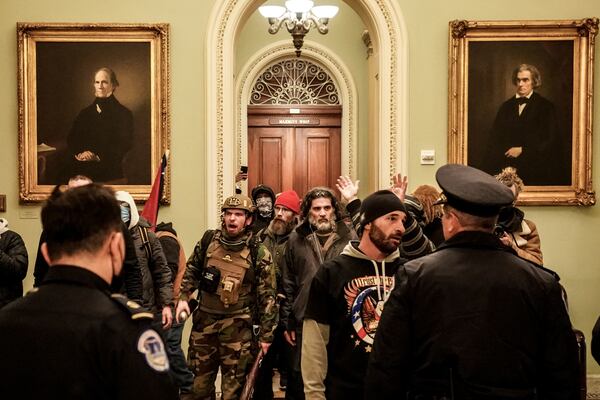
[258,5,287,18]
[311,5,339,19]
[285,0,314,14]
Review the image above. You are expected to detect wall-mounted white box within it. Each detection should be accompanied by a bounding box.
[420,150,435,165]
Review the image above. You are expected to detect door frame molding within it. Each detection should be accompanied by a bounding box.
[205,0,409,226]
[236,41,357,196]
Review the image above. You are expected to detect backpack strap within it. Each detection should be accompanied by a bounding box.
[137,225,152,261]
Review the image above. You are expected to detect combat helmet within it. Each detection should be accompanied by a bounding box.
[222,194,255,213]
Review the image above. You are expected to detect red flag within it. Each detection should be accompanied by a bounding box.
[141,151,169,231]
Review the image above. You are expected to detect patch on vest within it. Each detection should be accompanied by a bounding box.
[137,329,169,372]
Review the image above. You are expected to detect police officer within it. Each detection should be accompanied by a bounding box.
[0,184,177,399]
[365,164,579,400]
[176,194,278,400]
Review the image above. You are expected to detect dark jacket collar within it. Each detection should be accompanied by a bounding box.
[42,265,110,292]
[94,94,117,104]
[437,230,561,281]
[437,230,515,254]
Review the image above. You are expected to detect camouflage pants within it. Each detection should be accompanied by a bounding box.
[186,310,255,400]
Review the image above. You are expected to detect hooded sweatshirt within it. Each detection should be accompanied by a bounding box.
[302,241,406,400]
[115,191,173,312]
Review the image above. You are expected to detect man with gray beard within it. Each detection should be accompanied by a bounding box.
[281,187,357,400]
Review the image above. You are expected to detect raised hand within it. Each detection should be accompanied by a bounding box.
[336,175,359,203]
[391,173,408,202]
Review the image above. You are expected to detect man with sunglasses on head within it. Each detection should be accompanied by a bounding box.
[281,187,356,400]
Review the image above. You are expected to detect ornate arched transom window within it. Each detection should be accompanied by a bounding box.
[249,59,340,105]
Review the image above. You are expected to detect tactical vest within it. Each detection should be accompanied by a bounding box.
[199,231,256,314]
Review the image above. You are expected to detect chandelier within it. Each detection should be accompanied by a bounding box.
[258,1,339,57]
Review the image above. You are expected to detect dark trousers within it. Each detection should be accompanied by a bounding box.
[166,320,195,392]
[253,325,287,399]
[285,327,304,400]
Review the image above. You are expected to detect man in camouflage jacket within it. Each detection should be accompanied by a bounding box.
[176,194,278,400]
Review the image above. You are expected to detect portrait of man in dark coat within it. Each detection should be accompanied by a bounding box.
[483,64,559,186]
[34,41,153,186]
[466,41,573,187]
[64,67,133,183]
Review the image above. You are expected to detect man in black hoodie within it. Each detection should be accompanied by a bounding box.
[301,190,408,399]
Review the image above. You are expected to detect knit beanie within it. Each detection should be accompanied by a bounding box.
[359,190,407,229]
[275,190,301,214]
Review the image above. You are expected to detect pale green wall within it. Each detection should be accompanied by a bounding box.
[0,0,215,288]
[2,0,600,374]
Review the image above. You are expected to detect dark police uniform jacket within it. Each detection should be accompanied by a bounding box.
[365,231,579,400]
[0,265,177,400]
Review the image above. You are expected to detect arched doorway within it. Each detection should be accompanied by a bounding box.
[247,58,342,196]
[205,0,408,226]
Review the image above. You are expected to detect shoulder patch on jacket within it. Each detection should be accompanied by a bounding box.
[137,329,170,372]
[110,293,154,320]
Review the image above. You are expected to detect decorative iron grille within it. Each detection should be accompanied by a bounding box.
[249,59,340,105]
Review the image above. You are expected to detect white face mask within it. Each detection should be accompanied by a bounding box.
[120,205,131,225]
[256,197,273,217]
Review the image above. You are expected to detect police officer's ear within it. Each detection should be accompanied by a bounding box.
[108,231,125,273]
[40,242,52,265]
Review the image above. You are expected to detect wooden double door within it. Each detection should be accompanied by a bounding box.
[247,105,342,197]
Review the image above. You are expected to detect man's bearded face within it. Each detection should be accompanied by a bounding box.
[368,211,406,254]
[271,205,296,235]
[307,197,336,233]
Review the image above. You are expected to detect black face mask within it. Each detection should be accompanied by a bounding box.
[496,206,524,233]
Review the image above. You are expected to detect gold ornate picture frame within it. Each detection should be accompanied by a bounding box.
[17,23,170,203]
[448,19,598,205]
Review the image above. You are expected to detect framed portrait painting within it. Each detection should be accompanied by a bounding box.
[448,18,598,205]
[17,23,170,203]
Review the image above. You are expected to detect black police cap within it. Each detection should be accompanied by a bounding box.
[435,164,514,217]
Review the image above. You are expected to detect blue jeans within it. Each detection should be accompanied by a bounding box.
[166,319,195,392]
